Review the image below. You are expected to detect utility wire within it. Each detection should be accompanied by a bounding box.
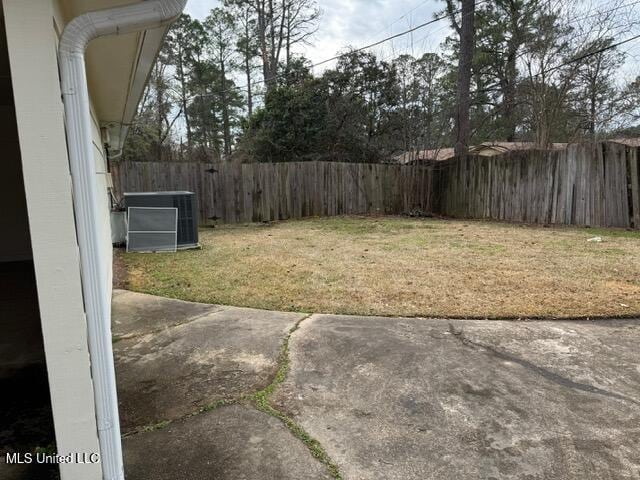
[185,1,638,102]
[194,0,489,99]
[566,0,640,24]
[264,0,639,91]
[364,0,432,43]
[415,0,640,51]
[552,32,640,70]
[296,0,486,69]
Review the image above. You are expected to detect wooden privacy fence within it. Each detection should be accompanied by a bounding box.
[111,161,435,224]
[436,142,640,229]
[112,141,640,229]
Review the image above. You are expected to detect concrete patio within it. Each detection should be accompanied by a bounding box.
[113,290,640,480]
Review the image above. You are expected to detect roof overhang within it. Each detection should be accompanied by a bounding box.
[60,0,169,150]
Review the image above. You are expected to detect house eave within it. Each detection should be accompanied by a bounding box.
[109,24,169,151]
[60,1,171,152]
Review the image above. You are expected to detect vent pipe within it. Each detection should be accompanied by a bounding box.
[58,2,186,479]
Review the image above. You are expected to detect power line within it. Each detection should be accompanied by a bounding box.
[622,41,640,57]
[554,32,640,70]
[416,0,640,52]
[310,0,488,69]
[194,0,489,99]
[364,0,432,44]
[310,0,640,78]
[184,0,639,103]
[566,0,640,25]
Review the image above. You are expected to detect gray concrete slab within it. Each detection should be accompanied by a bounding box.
[273,315,640,480]
[112,289,222,339]
[112,291,306,432]
[113,291,640,479]
[123,404,332,480]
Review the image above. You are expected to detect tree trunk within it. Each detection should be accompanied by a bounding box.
[454,0,475,157]
[285,3,291,67]
[245,55,253,117]
[267,0,278,90]
[503,49,517,141]
[199,87,209,153]
[589,86,597,138]
[256,0,272,91]
[155,66,164,146]
[177,50,192,150]
[243,18,253,117]
[220,56,232,155]
[501,1,524,142]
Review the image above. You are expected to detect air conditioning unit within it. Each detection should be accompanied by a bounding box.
[126,206,178,253]
[124,191,199,249]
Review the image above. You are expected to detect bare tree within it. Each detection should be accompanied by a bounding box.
[226,0,320,92]
[570,0,638,139]
[521,0,637,145]
[575,38,625,138]
[283,0,320,67]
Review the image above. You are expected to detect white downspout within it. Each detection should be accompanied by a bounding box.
[58,2,186,479]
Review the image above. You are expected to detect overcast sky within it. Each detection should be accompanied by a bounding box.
[185,0,640,78]
[185,0,452,71]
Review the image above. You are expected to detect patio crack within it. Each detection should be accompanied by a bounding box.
[249,314,343,480]
[121,313,343,479]
[121,398,239,438]
[448,324,639,405]
[113,306,226,344]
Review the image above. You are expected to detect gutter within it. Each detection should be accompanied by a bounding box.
[58,2,186,479]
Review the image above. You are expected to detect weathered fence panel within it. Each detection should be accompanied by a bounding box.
[113,160,435,224]
[112,142,640,229]
[436,143,640,229]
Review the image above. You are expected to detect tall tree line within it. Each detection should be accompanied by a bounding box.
[124,0,640,163]
[124,0,319,161]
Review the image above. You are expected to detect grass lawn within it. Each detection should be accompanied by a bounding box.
[119,216,640,318]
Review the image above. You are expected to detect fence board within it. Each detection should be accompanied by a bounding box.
[630,147,640,229]
[113,160,436,224]
[435,142,638,229]
[112,142,639,229]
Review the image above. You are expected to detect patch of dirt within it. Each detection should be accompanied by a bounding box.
[113,248,129,289]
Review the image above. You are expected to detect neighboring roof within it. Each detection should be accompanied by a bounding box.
[59,0,169,150]
[470,142,568,156]
[608,137,640,147]
[394,148,456,164]
[393,142,569,164]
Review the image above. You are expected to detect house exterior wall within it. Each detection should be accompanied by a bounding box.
[90,105,114,293]
[3,1,107,478]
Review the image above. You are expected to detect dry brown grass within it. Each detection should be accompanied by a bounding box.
[121,216,640,318]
